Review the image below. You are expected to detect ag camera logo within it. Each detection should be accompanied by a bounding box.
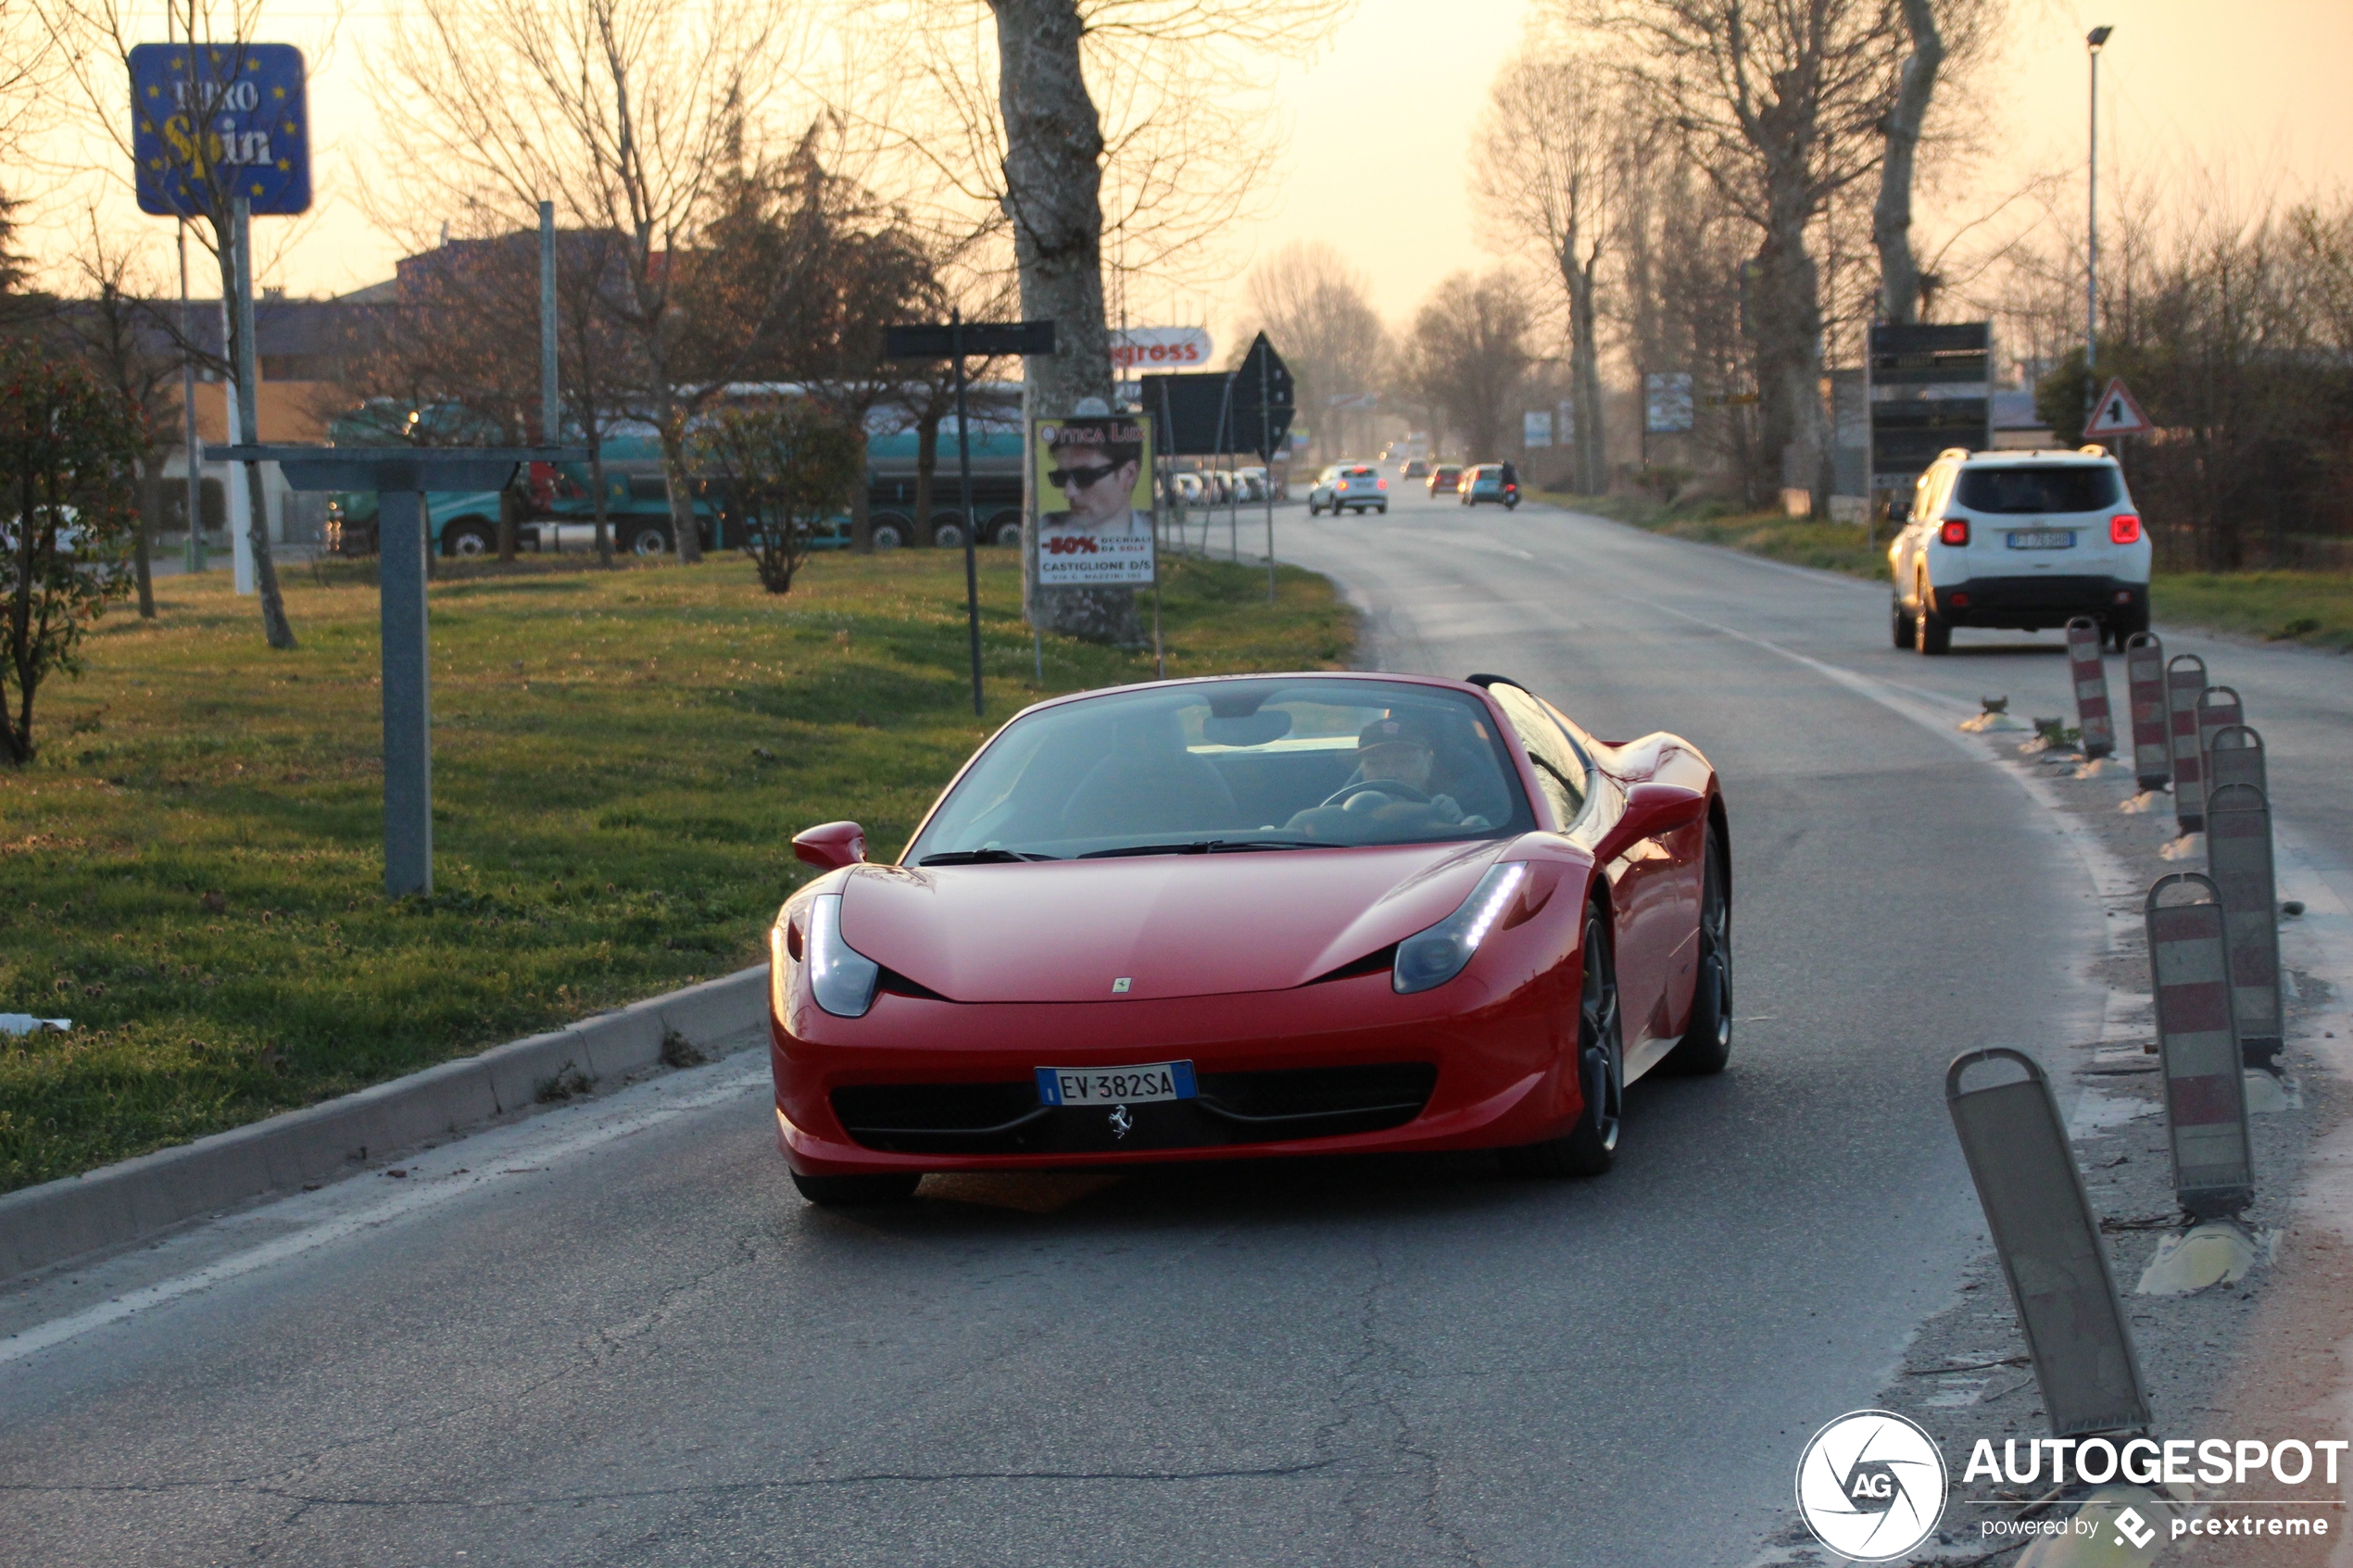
[1795,1411,1949,1562]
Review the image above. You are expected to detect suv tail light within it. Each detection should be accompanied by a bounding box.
[1938,519,1970,546]
[2109,513,2142,545]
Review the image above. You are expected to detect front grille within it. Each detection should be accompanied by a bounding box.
[831,1062,1438,1157]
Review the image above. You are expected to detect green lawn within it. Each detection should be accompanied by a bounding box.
[0,548,1355,1192]
[1548,491,2353,649]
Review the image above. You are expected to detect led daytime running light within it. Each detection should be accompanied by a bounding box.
[1392,861,1529,995]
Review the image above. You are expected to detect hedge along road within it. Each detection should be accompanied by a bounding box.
[0,486,2111,1568]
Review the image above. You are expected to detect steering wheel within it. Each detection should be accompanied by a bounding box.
[1319,781,1432,810]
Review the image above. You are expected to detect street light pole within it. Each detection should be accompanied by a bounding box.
[2086,26,2112,421]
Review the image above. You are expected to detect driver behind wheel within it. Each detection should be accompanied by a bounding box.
[1282,714,1492,838]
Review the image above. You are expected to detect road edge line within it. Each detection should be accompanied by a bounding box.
[0,964,770,1282]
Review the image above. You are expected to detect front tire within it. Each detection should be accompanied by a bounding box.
[1659,831,1731,1075]
[790,1170,920,1207]
[1501,906,1622,1178]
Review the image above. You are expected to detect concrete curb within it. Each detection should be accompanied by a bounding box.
[0,965,770,1281]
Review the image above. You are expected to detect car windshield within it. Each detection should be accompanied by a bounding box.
[905,678,1533,862]
[1955,465,2120,515]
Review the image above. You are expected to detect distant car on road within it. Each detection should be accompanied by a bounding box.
[1428,464,1463,496]
[1401,458,1431,479]
[1309,463,1388,516]
[768,669,1731,1206]
[1459,464,1520,508]
[1890,446,2149,654]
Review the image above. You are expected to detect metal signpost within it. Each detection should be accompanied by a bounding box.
[2124,632,2169,791]
[219,446,584,895]
[884,318,1057,719]
[1229,332,1293,605]
[2064,616,2115,759]
[2166,654,2208,833]
[1946,1048,2150,1437]
[2205,783,2284,1071]
[2145,873,2255,1217]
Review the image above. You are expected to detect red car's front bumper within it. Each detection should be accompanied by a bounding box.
[772,953,1582,1176]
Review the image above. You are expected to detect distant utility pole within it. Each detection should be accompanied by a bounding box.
[2085,25,2112,420]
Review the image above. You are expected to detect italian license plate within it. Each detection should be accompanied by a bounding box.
[2007,529,2075,549]
[1035,1061,1197,1106]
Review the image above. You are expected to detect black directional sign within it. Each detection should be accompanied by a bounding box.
[1867,321,1991,488]
[884,320,1056,360]
[1230,332,1295,458]
[1142,332,1294,459]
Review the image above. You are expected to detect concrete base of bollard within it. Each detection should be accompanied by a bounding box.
[2015,1485,2170,1567]
[2072,758,2126,779]
[2158,834,2205,861]
[2117,790,2163,814]
[2243,1070,2301,1114]
[2136,1218,2276,1296]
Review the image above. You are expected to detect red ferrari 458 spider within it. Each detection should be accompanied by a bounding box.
[768,671,1729,1206]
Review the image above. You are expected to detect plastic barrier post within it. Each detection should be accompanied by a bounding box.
[2145,873,2254,1217]
[2196,684,2245,790]
[2166,655,2208,833]
[2207,723,2266,798]
[1946,1048,2151,1437]
[2124,632,2169,790]
[2065,617,2116,759]
[2205,782,2284,1071]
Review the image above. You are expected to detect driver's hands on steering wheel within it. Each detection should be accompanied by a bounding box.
[1319,780,1432,810]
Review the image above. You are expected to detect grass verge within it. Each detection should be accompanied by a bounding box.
[0,548,1354,1192]
[1546,491,2353,650]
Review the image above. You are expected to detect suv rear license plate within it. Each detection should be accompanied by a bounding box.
[1036,1061,1198,1106]
[2007,530,2075,549]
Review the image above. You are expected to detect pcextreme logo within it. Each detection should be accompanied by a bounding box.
[1794,1411,1949,1562]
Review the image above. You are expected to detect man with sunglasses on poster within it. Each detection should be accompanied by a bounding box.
[1036,417,1157,586]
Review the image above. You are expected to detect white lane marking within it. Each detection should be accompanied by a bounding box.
[0,1060,771,1367]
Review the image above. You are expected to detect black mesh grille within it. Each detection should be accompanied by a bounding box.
[830,1062,1437,1156]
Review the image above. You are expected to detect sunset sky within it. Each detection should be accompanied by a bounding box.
[21,0,2353,343]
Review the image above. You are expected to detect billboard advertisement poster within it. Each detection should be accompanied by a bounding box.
[1645,372,1694,434]
[1035,416,1157,587]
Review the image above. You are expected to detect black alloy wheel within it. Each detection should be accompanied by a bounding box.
[1659,831,1732,1075]
[1501,905,1622,1178]
[790,1170,921,1207]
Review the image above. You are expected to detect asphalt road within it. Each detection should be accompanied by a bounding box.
[15,483,2342,1567]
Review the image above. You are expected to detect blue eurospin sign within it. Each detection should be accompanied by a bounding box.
[129,43,311,217]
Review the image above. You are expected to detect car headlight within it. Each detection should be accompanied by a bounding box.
[804,893,880,1018]
[1392,862,1529,994]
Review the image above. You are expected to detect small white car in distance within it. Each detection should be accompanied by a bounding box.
[1308,463,1388,516]
[1890,446,2150,655]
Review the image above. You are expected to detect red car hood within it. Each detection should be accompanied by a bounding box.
[838,841,1503,1003]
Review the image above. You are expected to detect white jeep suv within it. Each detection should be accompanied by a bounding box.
[1890,447,2150,655]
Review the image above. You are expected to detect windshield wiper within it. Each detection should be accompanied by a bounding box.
[915,849,1059,866]
[1077,838,1327,859]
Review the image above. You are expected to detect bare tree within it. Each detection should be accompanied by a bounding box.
[384,0,810,565]
[1408,270,1535,463]
[1230,241,1387,464]
[1474,56,1636,494]
[1567,0,1909,511]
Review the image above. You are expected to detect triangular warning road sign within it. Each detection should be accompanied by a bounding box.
[2087,377,2154,437]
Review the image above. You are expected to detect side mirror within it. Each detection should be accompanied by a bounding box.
[1592,782,1706,864]
[792,820,868,872]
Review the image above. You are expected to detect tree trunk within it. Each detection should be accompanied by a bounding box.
[1754,181,1828,515]
[497,483,521,562]
[660,408,702,564]
[1565,243,1606,495]
[1872,0,1944,325]
[991,0,1137,645]
[912,409,939,547]
[133,458,158,618]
